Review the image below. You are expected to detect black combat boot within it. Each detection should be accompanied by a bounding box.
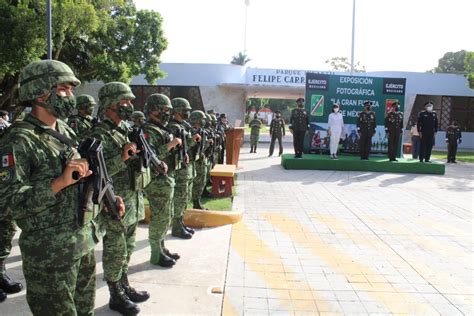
[201,187,212,198]
[161,240,180,260]
[120,273,150,303]
[158,253,176,267]
[107,281,140,315]
[193,198,208,210]
[0,289,6,302]
[180,217,195,235]
[0,261,23,294]
[249,146,254,153]
[171,219,192,239]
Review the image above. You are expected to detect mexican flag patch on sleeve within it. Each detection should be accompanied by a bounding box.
[2,152,15,167]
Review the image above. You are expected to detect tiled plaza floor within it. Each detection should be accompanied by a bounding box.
[223,145,473,316]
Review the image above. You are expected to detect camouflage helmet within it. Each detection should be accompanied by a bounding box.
[144,93,172,114]
[98,82,135,111]
[209,114,217,124]
[170,97,192,114]
[76,94,96,110]
[189,110,206,126]
[131,111,145,120]
[19,60,81,102]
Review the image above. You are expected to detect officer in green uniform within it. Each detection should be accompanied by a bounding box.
[190,111,212,209]
[91,82,150,315]
[0,60,108,314]
[167,98,201,239]
[68,94,96,139]
[445,121,462,163]
[357,101,377,160]
[289,98,309,158]
[384,101,404,161]
[269,111,286,157]
[142,94,182,267]
[249,113,262,153]
[131,111,145,128]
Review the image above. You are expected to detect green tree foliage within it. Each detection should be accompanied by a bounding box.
[325,57,366,72]
[432,50,467,74]
[246,98,268,114]
[465,52,474,89]
[0,0,168,110]
[231,51,251,66]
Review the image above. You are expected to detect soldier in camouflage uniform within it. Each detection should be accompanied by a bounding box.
[91,82,150,315]
[384,101,404,161]
[445,121,462,163]
[357,101,377,160]
[190,111,213,209]
[0,60,107,314]
[131,111,145,128]
[216,113,230,163]
[167,98,201,239]
[249,114,262,153]
[142,94,182,267]
[68,94,96,139]
[0,218,23,302]
[269,110,286,157]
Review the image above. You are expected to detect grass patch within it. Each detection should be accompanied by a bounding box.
[431,150,474,163]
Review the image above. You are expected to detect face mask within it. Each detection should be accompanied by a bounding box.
[427,106,433,112]
[333,107,339,112]
[158,111,171,124]
[394,106,399,112]
[116,104,134,121]
[276,115,281,118]
[365,106,371,111]
[39,88,76,120]
[85,105,94,116]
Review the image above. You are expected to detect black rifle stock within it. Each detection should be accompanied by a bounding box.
[74,138,121,221]
[128,127,167,175]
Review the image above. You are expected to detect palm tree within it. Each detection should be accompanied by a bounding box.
[231,52,251,65]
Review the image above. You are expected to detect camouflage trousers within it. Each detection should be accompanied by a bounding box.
[23,248,96,316]
[192,159,209,201]
[0,218,16,274]
[144,173,175,259]
[100,216,138,282]
[250,133,260,146]
[173,163,194,220]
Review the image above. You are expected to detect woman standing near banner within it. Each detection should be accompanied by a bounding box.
[327,103,345,159]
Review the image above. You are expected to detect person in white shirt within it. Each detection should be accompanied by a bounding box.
[327,104,345,159]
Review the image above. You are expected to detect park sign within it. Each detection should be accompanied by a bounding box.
[304,73,406,154]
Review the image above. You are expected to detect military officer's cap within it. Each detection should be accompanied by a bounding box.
[219,113,227,119]
[145,93,172,114]
[207,109,215,115]
[392,100,400,106]
[296,97,304,103]
[363,100,373,106]
[424,101,434,107]
[19,60,80,102]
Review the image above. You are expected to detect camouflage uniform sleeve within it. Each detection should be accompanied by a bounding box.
[90,128,127,177]
[0,136,58,219]
[144,126,169,160]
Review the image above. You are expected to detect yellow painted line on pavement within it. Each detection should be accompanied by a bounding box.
[416,217,471,239]
[264,213,438,315]
[222,293,240,316]
[368,217,469,263]
[313,214,472,298]
[230,220,340,314]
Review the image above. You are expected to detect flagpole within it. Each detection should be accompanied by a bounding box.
[47,0,52,59]
[244,0,249,53]
[350,0,356,74]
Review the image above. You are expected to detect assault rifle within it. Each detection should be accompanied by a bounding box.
[128,127,167,175]
[73,138,121,221]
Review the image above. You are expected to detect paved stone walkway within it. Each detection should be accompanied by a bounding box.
[223,145,473,315]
